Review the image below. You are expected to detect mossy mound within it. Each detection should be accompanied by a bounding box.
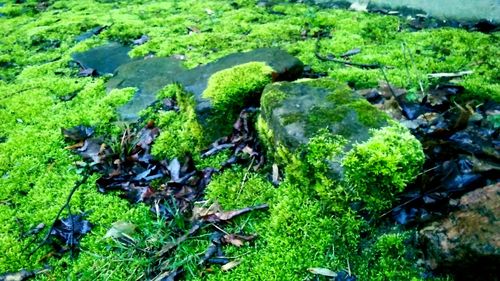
[258,78,424,212]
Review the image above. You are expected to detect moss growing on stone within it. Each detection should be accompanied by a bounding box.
[0,0,495,279]
[151,84,204,160]
[203,61,274,112]
[343,122,425,212]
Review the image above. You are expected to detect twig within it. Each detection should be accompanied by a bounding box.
[379,67,398,99]
[315,52,383,69]
[29,174,90,256]
[401,42,412,86]
[403,41,425,95]
[427,70,473,79]
[314,35,385,69]
[236,157,255,200]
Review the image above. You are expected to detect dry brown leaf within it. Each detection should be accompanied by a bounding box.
[222,234,257,247]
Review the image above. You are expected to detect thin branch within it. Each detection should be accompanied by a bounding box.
[29,174,90,256]
[314,35,385,69]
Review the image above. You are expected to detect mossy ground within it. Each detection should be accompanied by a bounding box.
[0,0,498,280]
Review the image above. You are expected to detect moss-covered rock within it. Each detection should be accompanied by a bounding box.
[177,48,304,139]
[202,62,274,111]
[260,78,390,151]
[258,78,424,212]
[107,57,187,121]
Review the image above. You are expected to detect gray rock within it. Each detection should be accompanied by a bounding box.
[178,48,304,116]
[108,48,303,122]
[71,42,133,75]
[107,57,187,121]
[260,78,389,150]
[419,183,500,279]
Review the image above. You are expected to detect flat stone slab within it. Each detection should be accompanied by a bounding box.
[177,48,304,115]
[107,57,187,120]
[71,42,133,75]
[105,47,303,122]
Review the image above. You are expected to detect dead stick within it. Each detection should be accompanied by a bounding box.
[29,174,90,256]
[314,35,385,69]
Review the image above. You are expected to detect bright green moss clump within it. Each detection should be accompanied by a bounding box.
[203,62,274,111]
[151,84,204,160]
[343,123,425,212]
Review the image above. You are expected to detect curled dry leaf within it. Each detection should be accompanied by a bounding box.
[308,267,338,277]
[62,125,94,141]
[192,202,269,223]
[221,234,257,247]
[221,260,241,271]
[104,221,136,239]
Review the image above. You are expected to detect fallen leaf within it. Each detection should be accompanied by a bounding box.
[308,267,338,277]
[427,70,473,79]
[187,26,201,34]
[193,202,269,223]
[78,68,97,77]
[75,26,108,42]
[50,213,92,247]
[221,234,257,247]
[62,126,94,141]
[272,163,280,185]
[132,35,149,45]
[349,1,368,12]
[205,8,215,15]
[340,48,361,58]
[0,268,48,281]
[104,221,136,239]
[221,260,241,271]
[151,268,183,281]
[22,223,45,238]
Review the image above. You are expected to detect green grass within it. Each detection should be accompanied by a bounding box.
[0,0,498,280]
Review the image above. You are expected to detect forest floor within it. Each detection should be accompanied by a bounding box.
[0,0,498,280]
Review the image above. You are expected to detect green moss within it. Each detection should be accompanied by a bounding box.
[260,82,288,119]
[151,85,204,160]
[343,122,425,213]
[203,61,274,111]
[0,0,493,279]
[205,167,276,209]
[358,232,421,280]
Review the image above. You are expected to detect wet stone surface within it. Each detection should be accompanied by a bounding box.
[72,44,303,122]
[71,42,133,75]
[177,48,303,117]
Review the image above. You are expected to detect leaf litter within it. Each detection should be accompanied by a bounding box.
[60,105,269,279]
[359,79,500,225]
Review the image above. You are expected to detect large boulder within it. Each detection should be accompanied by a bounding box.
[260,78,390,150]
[258,78,424,212]
[419,183,500,280]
